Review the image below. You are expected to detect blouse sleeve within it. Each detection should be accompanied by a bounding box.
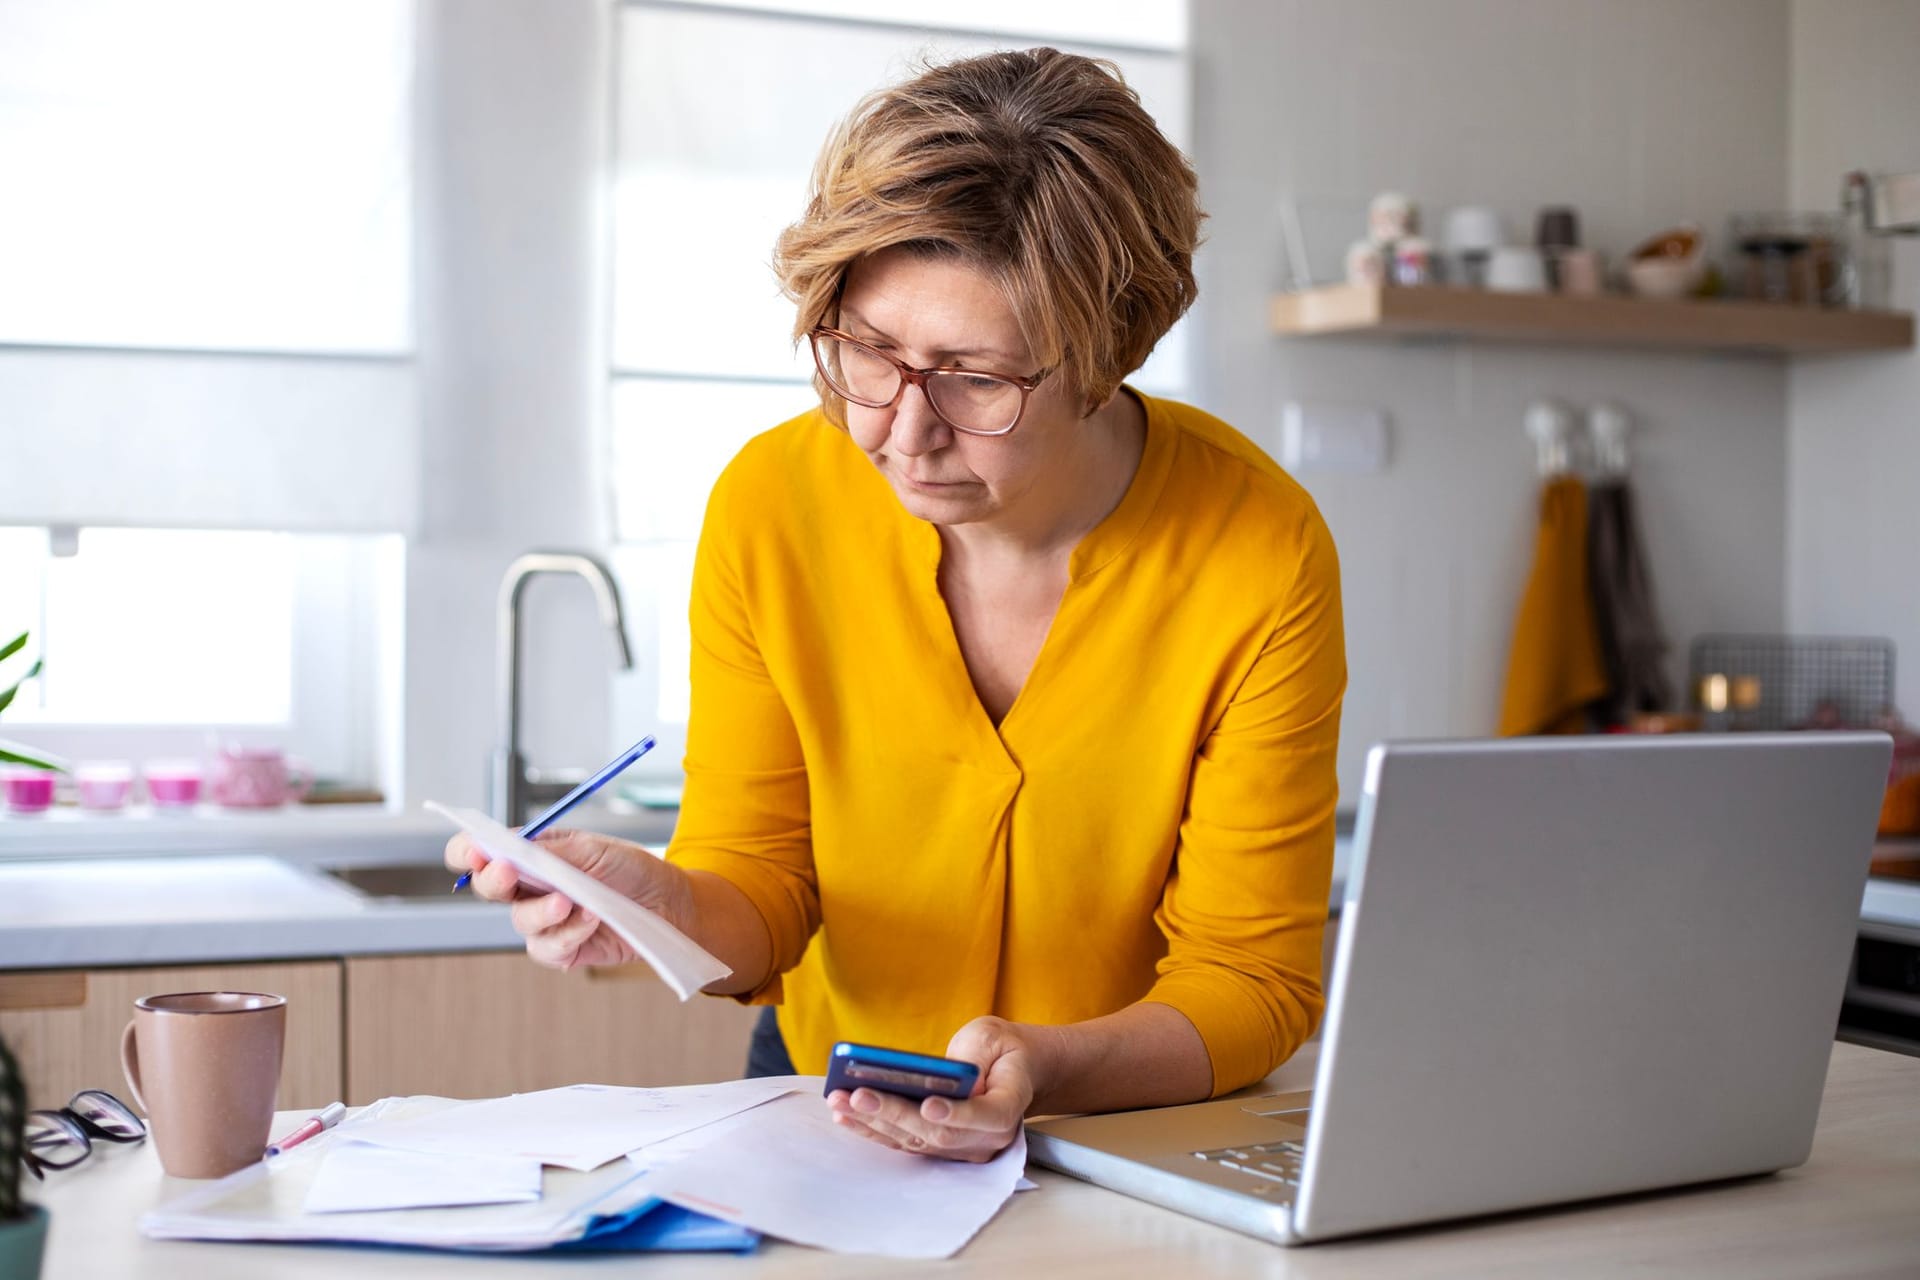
[1143,506,1346,1094]
[663,462,820,1002]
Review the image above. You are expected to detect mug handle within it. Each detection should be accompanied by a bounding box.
[287,758,315,803]
[119,1020,149,1114]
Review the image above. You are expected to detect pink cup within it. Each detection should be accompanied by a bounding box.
[76,763,135,812]
[2,767,58,815]
[210,748,313,809]
[144,762,203,808]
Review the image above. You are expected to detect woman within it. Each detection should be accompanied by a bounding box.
[447,47,1344,1163]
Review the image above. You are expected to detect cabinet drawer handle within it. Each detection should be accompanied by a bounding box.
[0,971,88,1011]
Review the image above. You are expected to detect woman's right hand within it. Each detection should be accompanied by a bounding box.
[442,829,693,973]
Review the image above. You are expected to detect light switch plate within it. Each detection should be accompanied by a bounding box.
[1278,402,1391,474]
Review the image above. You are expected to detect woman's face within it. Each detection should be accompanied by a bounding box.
[832,246,1092,532]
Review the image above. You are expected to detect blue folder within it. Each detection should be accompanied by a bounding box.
[554,1198,759,1254]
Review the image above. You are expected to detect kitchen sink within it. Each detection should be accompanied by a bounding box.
[323,863,470,901]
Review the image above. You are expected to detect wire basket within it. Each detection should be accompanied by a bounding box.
[1688,634,1895,730]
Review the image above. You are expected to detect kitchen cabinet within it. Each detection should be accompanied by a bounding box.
[0,960,343,1112]
[342,952,759,1104]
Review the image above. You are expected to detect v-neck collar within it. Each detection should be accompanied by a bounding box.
[867,387,1176,753]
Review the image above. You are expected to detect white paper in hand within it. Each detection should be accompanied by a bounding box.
[426,802,731,1000]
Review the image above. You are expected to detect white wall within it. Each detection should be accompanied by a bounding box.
[400,0,625,809]
[1786,0,1920,722]
[396,0,1891,816]
[1189,0,1795,796]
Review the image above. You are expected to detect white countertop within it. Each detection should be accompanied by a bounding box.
[1861,877,1920,937]
[0,853,524,968]
[0,802,678,969]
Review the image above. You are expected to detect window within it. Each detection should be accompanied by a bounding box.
[608,1,1190,774]
[0,0,415,800]
[0,0,412,353]
[0,529,399,788]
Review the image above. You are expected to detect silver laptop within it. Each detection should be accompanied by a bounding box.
[1028,733,1892,1245]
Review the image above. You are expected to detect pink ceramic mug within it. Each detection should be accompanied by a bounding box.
[143,761,203,808]
[1,766,57,814]
[209,748,313,809]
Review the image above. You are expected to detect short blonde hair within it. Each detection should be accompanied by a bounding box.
[774,47,1202,410]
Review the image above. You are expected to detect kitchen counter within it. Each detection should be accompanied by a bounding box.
[0,802,679,969]
[1861,876,1920,938]
[8,832,1916,972]
[0,854,523,968]
[1,828,1358,971]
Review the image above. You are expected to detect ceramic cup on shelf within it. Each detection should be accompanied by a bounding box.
[1486,245,1549,292]
[1345,239,1387,286]
[209,746,313,809]
[143,760,204,808]
[1555,248,1604,296]
[75,761,135,811]
[0,766,57,815]
[1443,205,1505,288]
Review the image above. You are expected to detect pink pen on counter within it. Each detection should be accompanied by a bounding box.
[267,1101,347,1156]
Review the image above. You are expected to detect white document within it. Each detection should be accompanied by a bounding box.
[627,1103,764,1173]
[625,1073,810,1174]
[142,1097,653,1252]
[347,1079,792,1173]
[642,1090,1028,1259]
[425,802,731,1000]
[304,1142,542,1214]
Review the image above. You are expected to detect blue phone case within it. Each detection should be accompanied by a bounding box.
[823,1042,980,1101]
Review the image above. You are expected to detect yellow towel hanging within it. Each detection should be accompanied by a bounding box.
[1499,474,1609,736]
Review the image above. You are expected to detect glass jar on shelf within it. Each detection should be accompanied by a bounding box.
[1726,212,1843,306]
[1838,171,1894,310]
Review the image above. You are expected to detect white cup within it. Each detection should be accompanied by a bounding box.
[1486,246,1549,293]
[1444,206,1504,255]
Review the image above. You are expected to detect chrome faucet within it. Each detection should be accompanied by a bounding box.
[490,551,634,825]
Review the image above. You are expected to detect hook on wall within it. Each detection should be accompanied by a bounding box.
[1523,400,1635,480]
[1588,402,1633,479]
[1524,399,1577,478]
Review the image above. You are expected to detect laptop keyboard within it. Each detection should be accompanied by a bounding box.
[1193,1138,1304,1188]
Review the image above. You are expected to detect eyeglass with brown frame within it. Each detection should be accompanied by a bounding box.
[809,326,1053,437]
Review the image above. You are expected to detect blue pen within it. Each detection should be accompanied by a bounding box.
[453,734,656,892]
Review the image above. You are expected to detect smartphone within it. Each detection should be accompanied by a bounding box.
[823,1042,980,1102]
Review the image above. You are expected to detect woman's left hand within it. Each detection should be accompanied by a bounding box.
[826,1016,1043,1163]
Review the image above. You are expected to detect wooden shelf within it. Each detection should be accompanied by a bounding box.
[1270,284,1915,356]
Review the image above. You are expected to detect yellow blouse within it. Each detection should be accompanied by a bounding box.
[666,391,1345,1095]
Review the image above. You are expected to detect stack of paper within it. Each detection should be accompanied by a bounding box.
[142,1081,788,1253]
[143,1077,1030,1260]
[141,1097,669,1252]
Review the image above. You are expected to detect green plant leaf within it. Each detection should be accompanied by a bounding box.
[0,738,66,772]
[0,631,24,664]
[0,658,41,717]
